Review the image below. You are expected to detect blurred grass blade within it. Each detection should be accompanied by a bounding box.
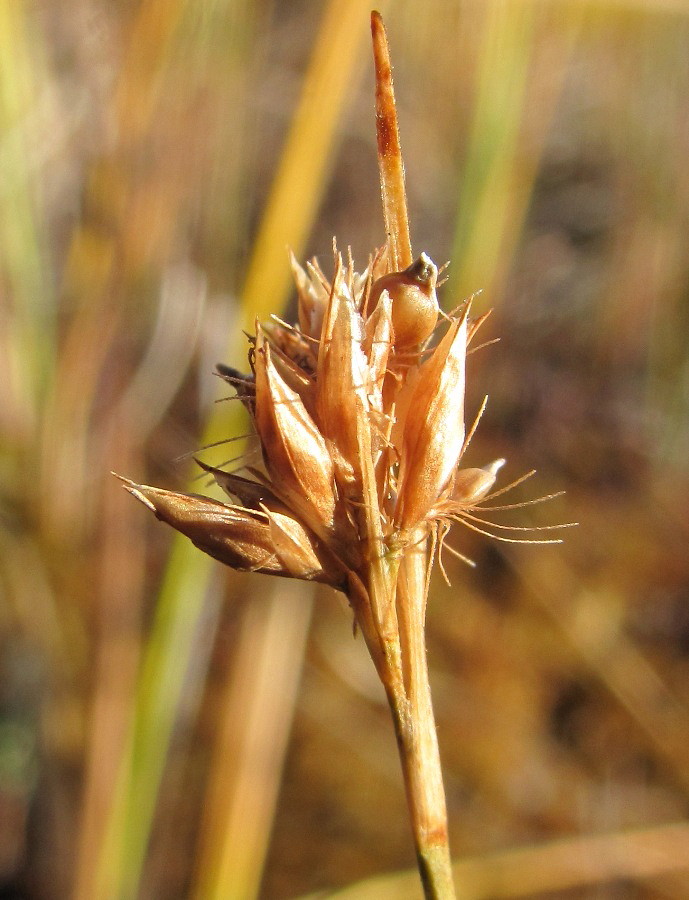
[297,820,689,899]
[192,582,313,900]
[96,1,376,897]
[237,0,381,337]
[195,4,381,897]
[0,0,53,435]
[95,545,214,900]
[449,0,581,306]
[450,0,536,303]
[516,550,689,797]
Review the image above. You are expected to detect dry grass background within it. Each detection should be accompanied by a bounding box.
[2,1,689,898]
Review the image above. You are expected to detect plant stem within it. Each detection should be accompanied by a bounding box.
[354,537,454,897]
[356,527,455,898]
[389,531,456,900]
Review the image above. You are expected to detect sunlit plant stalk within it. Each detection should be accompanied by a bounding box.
[118,12,569,898]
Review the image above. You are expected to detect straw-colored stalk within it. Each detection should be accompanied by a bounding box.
[118,12,567,898]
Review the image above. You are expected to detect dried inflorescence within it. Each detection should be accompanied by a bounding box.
[117,16,575,896]
[118,244,521,602]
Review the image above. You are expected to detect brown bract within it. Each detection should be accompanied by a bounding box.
[115,475,345,587]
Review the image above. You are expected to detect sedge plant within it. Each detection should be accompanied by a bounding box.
[117,12,568,899]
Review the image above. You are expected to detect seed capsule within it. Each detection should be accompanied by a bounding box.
[451,460,505,507]
[369,252,439,348]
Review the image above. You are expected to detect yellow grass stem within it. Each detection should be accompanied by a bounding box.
[0,0,53,432]
[191,583,313,900]
[368,20,453,893]
[392,531,455,899]
[239,0,384,340]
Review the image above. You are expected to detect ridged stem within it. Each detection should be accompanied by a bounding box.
[389,531,455,900]
[353,527,454,899]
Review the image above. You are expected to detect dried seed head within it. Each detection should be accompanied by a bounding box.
[118,12,571,701]
[121,231,566,597]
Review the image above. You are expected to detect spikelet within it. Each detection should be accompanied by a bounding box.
[115,476,345,586]
[253,331,337,540]
[119,243,534,599]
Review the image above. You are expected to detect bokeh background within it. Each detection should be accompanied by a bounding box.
[2,0,689,897]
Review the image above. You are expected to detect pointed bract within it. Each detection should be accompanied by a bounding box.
[317,281,372,490]
[395,310,468,531]
[253,332,336,538]
[362,291,393,409]
[195,460,284,510]
[117,476,342,586]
